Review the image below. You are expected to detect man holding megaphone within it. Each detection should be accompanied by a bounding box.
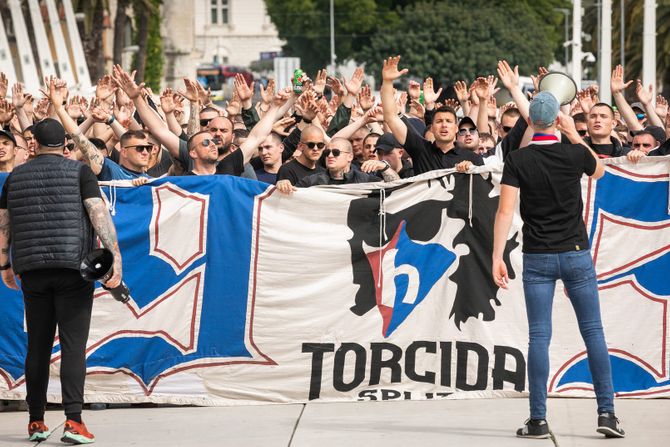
[0,76,122,445]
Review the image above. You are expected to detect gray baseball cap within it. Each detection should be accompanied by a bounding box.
[529,92,559,127]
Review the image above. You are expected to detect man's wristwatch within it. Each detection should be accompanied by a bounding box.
[106,115,116,125]
[0,263,11,271]
[379,160,391,172]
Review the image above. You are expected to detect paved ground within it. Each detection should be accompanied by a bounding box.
[0,397,667,446]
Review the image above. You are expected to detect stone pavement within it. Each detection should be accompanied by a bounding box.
[0,397,667,446]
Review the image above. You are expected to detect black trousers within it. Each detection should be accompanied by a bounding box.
[21,268,94,418]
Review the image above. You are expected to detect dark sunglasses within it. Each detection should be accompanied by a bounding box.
[577,129,588,136]
[304,141,325,150]
[457,128,478,136]
[200,118,212,127]
[63,143,74,152]
[199,139,213,147]
[125,144,152,153]
[502,126,513,133]
[323,148,349,157]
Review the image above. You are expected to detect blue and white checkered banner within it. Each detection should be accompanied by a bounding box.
[0,158,668,405]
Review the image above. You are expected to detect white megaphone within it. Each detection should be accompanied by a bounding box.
[538,72,578,105]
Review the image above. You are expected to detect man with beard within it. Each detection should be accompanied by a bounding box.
[182,131,219,175]
[380,56,483,174]
[112,65,278,177]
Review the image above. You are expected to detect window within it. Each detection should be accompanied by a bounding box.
[210,0,229,25]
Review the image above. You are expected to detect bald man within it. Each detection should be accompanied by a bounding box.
[276,125,326,186]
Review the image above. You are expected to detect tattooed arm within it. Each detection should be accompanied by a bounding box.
[47,81,106,175]
[186,99,200,136]
[83,198,122,288]
[0,209,18,290]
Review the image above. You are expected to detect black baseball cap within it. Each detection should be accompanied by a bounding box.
[0,129,16,146]
[375,133,402,154]
[458,116,477,130]
[33,118,66,148]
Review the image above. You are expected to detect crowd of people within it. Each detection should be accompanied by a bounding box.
[0,58,667,193]
[1,56,655,442]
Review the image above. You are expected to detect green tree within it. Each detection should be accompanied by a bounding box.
[265,0,386,75]
[357,1,564,85]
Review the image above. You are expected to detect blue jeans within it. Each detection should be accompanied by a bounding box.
[522,250,614,420]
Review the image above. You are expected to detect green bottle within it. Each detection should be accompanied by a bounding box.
[293,69,305,94]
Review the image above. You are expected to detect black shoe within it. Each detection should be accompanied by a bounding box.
[516,418,550,439]
[597,412,625,438]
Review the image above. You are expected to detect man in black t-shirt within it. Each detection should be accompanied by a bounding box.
[584,103,629,157]
[380,56,483,175]
[276,125,326,187]
[492,92,624,439]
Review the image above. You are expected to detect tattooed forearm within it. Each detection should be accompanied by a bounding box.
[84,198,119,254]
[187,100,200,136]
[381,168,400,182]
[0,210,11,264]
[73,132,104,175]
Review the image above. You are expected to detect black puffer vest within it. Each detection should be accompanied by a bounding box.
[6,155,95,273]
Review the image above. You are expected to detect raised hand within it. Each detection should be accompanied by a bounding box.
[365,105,384,123]
[313,69,327,95]
[468,81,480,106]
[0,72,8,99]
[611,64,633,95]
[326,76,345,98]
[655,95,668,121]
[409,99,425,119]
[530,66,549,93]
[344,67,365,97]
[116,88,131,108]
[112,65,144,99]
[454,80,470,104]
[0,99,14,125]
[272,116,296,136]
[259,79,275,105]
[273,87,292,108]
[381,56,408,82]
[296,90,319,121]
[636,80,654,106]
[178,78,200,102]
[497,60,519,91]
[408,80,421,101]
[357,85,375,111]
[225,91,242,116]
[40,76,68,109]
[96,75,117,102]
[33,98,50,121]
[234,73,254,103]
[577,88,595,114]
[473,77,490,101]
[66,96,86,119]
[160,88,176,114]
[396,90,408,113]
[11,83,27,108]
[90,99,112,123]
[444,98,461,112]
[423,77,443,106]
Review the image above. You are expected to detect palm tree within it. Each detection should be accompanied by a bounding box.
[582,0,670,95]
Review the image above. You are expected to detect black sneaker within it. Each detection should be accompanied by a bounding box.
[516,418,550,439]
[597,412,625,438]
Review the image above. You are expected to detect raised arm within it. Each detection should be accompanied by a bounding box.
[636,80,665,128]
[238,88,291,165]
[380,56,409,145]
[83,197,122,289]
[112,65,181,157]
[160,88,185,136]
[11,83,32,131]
[44,78,105,175]
[611,64,643,132]
[497,60,530,120]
